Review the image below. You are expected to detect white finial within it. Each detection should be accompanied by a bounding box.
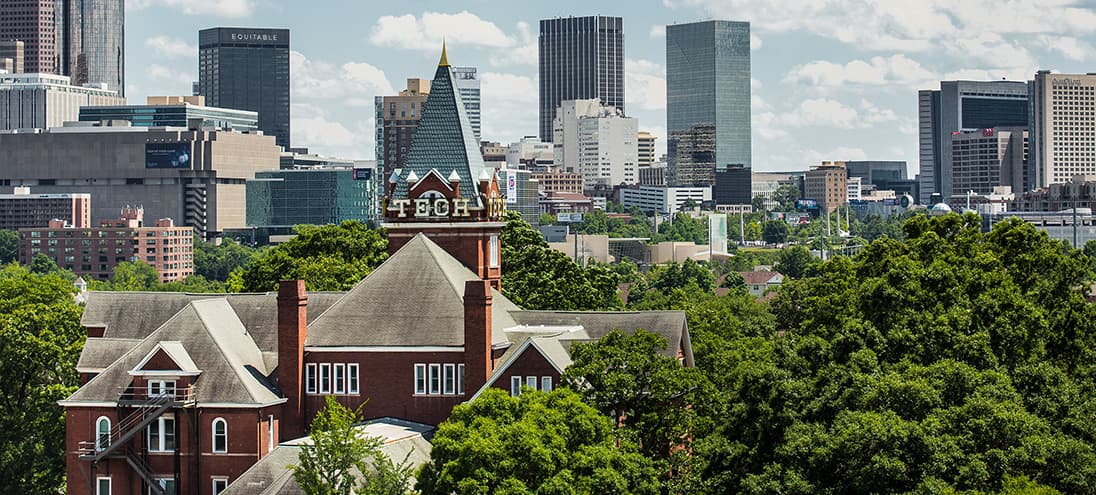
[406,171,419,183]
[448,170,461,182]
[479,169,491,181]
[388,170,400,183]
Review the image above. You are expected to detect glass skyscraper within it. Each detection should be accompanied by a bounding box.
[246,168,375,229]
[198,27,290,149]
[538,16,624,141]
[65,0,124,95]
[666,20,751,201]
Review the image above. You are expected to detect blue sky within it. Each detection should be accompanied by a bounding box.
[125,0,1096,175]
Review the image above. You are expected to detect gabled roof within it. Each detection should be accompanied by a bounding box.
[130,341,200,375]
[509,310,692,366]
[740,271,784,285]
[64,299,282,406]
[307,233,515,347]
[394,55,487,203]
[76,338,142,373]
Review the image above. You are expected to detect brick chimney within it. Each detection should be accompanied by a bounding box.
[277,280,308,440]
[463,280,493,393]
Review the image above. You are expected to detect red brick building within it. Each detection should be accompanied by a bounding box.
[18,207,193,283]
[61,48,693,495]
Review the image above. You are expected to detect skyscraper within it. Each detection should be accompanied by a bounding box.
[1030,71,1096,189]
[0,0,61,74]
[64,0,125,95]
[538,16,624,141]
[452,66,480,141]
[917,80,1028,203]
[665,20,751,199]
[198,27,291,149]
[375,78,430,181]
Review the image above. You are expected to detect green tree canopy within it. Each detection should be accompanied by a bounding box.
[761,220,790,245]
[416,387,659,495]
[0,264,84,492]
[228,221,388,292]
[193,237,261,281]
[772,184,801,211]
[0,229,16,264]
[108,261,160,290]
[293,396,413,495]
[774,245,813,279]
[696,213,1096,494]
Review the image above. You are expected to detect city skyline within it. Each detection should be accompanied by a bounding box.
[117,1,1095,174]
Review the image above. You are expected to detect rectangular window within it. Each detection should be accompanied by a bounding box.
[489,235,500,268]
[526,376,537,390]
[348,364,359,394]
[457,364,465,395]
[429,364,441,395]
[414,364,427,395]
[443,364,455,395]
[542,376,553,392]
[212,478,228,495]
[148,380,175,399]
[511,376,522,396]
[334,364,346,394]
[151,478,176,495]
[319,364,331,394]
[148,416,175,452]
[305,364,316,394]
[268,415,275,453]
[96,477,111,495]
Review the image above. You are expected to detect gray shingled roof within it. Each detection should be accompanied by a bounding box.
[394,60,487,202]
[76,338,142,372]
[80,291,345,351]
[509,310,692,364]
[306,233,515,347]
[65,299,282,405]
[222,418,434,495]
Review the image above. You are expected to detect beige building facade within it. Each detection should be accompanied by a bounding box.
[1031,72,1096,188]
[805,161,848,212]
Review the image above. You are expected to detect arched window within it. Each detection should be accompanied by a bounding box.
[212,418,227,453]
[95,416,110,451]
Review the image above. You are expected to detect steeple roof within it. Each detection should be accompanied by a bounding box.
[395,46,487,204]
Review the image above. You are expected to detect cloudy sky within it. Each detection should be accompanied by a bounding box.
[126,0,1096,175]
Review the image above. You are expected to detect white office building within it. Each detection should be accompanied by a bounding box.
[0,73,124,130]
[506,136,554,168]
[553,99,638,190]
[620,185,711,215]
[1030,71,1096,188]
[847,176,862,201]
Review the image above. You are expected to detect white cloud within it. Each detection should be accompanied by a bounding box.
[291,103,374,159]
[370,11,514,51]
[144,36,195,59]
[802,146,868,164]
[490,21,537,67]
[290,51,394,102]
[754,112,788,140]
[650,25,666,39]
[750,33,762,50]
[480,72,538,143]
[145,64,193,83]
[779,98,898,129]
[626,58,666,111]
[128,0,254,17]
[784,54,936,89]
[1036,35,1094,61]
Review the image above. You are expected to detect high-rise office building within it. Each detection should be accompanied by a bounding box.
[950,127,1027,195]
[538,16,624,141]
[0,40,25,73]
[917,80,1028,203]
[0,72,123,129]
[1030,71,1096,188]
[666,20,751,195]
[552,99,638,191]
[375,78,429,181]
[805,161,847,213]
[0,0,60,74]
[64,0,124,94]
[198,27,291,149]
[638,131,656,167]
[452,66,480,141]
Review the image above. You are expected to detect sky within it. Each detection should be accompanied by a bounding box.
[125,0,1096,175]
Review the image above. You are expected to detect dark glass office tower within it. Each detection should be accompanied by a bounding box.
[666,20,751,197]
[198,27,290,149]
[65,0,123,94]
[538,16,624,141]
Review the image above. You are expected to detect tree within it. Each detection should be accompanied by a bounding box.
[649,259,715,293]
[681,198,699,210]
[193,237,261,282]
[774,245,813,279]
[293,396,413,495]
[108,261,160,290]
[772,184,801,211]
[537,213,556,226]
[0,229,16,264]
[0,264,84,492]
[500,211,623,310]
[761,221,790,245]
[228,221,388,292]
[416,388,659,495]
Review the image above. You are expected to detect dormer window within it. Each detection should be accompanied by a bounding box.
[148,380,176,399]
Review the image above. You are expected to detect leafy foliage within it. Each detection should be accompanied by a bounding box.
[774,245,813,279]
[416,388,659,495]
[0,229,16,264]
[193,237,261,282]
[228,221,388,292]
[0,264,84,492]
[293,396,413,495]
[761,220,790,244]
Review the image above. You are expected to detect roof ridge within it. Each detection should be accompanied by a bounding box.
[191,298,271,403]
[417,233,471,302]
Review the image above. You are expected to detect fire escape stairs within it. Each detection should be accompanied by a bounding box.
[121,448,167,495]
[78,393,176,463]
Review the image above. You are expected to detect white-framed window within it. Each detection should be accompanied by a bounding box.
[526,376,537,390]
[457,364,465,395]
[319,364,331,394]
[96,476,111,495]
[414,364,426,395]
[96,416,111,451]
[212,478,228,495]
[305,363,317,394]
[334,364,346,394]
[212,418,227,453]
[148,416,175,452]
[150,478,176,495]
[489,235,500,268]
[348,364,359,394]
[511,376,522,396]
[429,364,441,395]
[443,364,456,395]
[541,376,553,392]
[148,380,175,399]
[267,415,275,453]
